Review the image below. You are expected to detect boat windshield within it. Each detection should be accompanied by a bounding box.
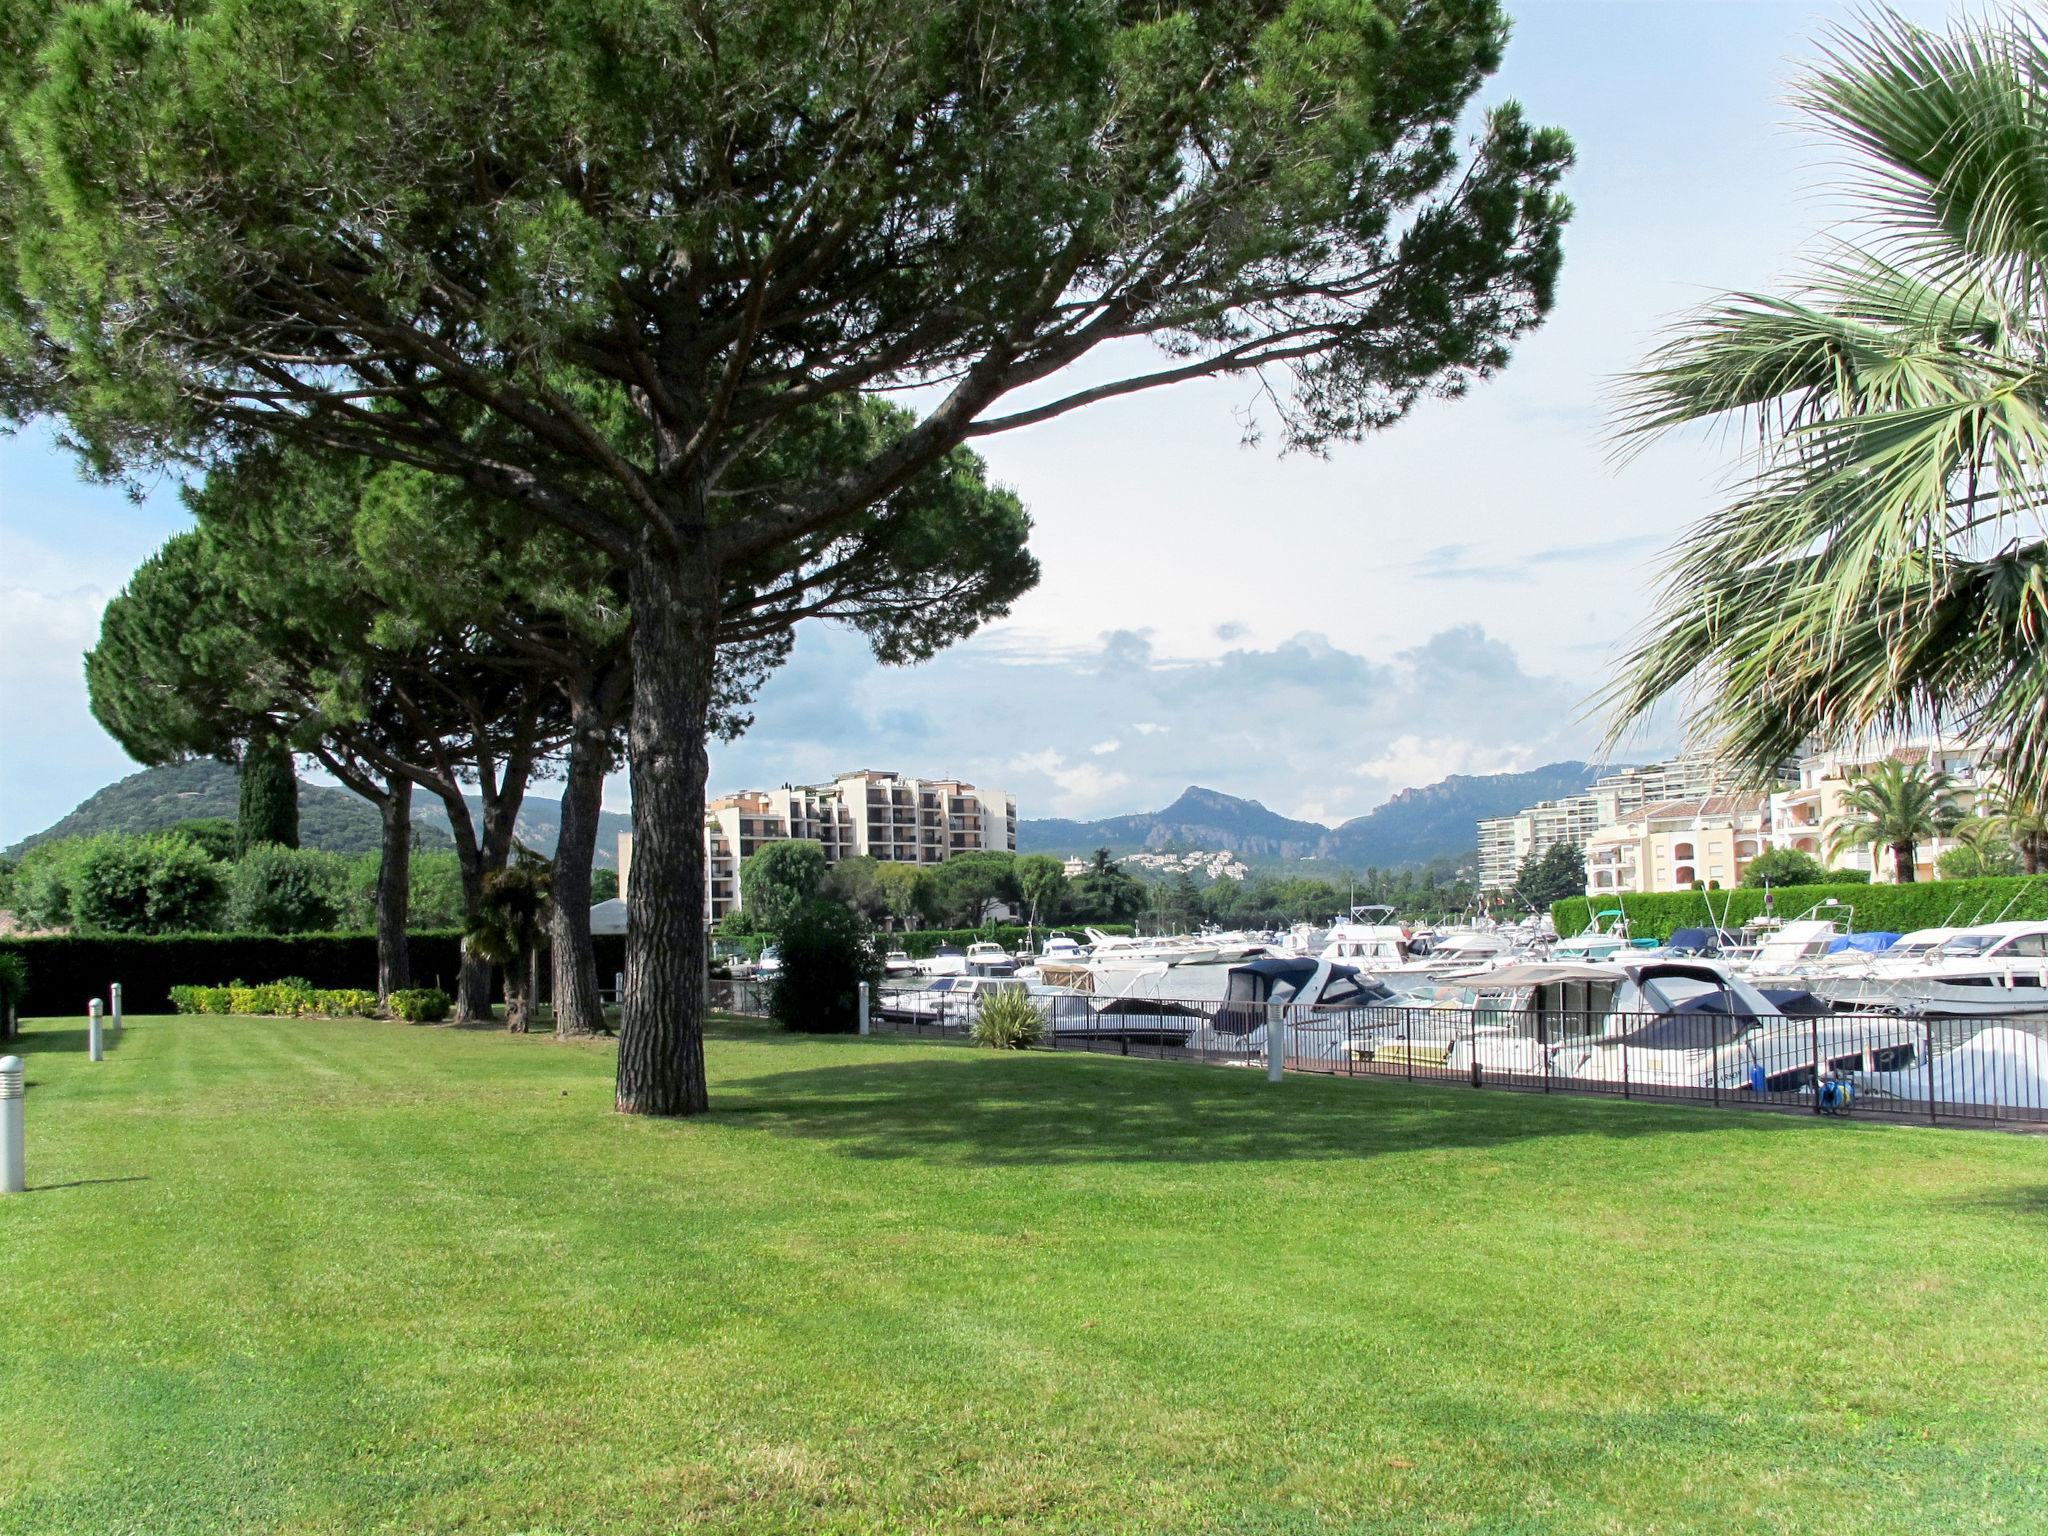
[926,979,956,992]
[1942,934,2001,957]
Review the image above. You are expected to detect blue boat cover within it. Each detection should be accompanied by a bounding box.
[1827,932,1901,954]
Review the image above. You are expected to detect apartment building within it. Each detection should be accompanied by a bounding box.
[617,769,1018,922]
[1768,739,1989,883]
[1585,795,1771,895]
[1477,751,1791,890]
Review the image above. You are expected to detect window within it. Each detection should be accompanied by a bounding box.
[1674,865,1696,886]
[1673,841,1696,860]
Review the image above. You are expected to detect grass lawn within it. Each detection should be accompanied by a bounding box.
[2,1014,2045,1534]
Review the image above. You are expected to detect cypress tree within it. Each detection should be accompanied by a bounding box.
[238,736,300,853]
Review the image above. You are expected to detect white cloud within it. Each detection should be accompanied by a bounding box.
[1350,735,1535,788]
[1131,722,1169,736]
[1007,749,1131,815]
[1090,739,1121,755]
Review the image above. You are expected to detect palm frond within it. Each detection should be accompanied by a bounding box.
[1801,6,2048,309]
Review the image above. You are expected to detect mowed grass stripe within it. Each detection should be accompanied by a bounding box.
[1,1013,2044,1533]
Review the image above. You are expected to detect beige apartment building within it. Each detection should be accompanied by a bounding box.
[1574,738,1993,895]
[1584,795,1771,895]
[1768,740,1988,883]
[618,769,1017,922]
[1478,751,1790,890]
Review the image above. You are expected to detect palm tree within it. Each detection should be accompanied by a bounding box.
[1603,9,2048,786]
[1985,787,2048,873]
[1826,759,1960,882]
[464,854,554,1033]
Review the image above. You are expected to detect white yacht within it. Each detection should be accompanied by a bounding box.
[1319,919,1416,968]
[1347,959,1920,1095]
[1082,929,1220,964]
[1741,917,1848,982]
[1818,921,2048,1016]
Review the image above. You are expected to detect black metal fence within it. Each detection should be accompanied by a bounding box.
[860,983,2048,1129]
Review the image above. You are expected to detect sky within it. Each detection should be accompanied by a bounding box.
[0,1,1957,846]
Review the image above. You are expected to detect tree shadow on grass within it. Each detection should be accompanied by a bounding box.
[710,1046,1779,1167]
[1942,1183,2048,1221]
[11,1025,127,1071]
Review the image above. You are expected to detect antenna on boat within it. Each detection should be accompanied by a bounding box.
[1985,877,2039,926]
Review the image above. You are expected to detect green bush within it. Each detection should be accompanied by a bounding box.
[70,832,228,935]
[769,900,880,1034]
[227,844,352,934]
[168,817,240,862]
[1740,848,1827,888]
[1554,873,2048,942]
[389,987,452,1023]
[970,990,1045,1050]
[340,850,469,932]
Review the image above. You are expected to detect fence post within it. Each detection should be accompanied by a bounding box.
[1925,1017,1937,1125]
[857,982,870,1037]
[614,971,625,1007]
[1810,1015,1821,1114]
[88,1000,104,1062]
[0,1056,21,1194]
[1266,1003,1285,1084]
[110,982,123,1033]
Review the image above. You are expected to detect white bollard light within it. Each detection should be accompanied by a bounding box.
[88,1000,104,1062]
[614,971,625,1006]
[1266,1003,1286,1084]
[110,982,123,1032]
[0,1055,22,1194]
[857,981,871,1037]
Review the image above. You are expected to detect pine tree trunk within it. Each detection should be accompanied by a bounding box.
[551,699,611,1038]
[616,549,717,1116]
[454,848,494,1023]
[375,777,413,999]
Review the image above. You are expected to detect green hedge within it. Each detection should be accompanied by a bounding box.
[0,931,466,1017]
[1552,875,2048,943]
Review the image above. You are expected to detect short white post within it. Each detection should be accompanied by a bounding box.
[110,982,123,1032]
[857,981,871,1036]
[88,1000,104,1062]
[1266,1002,1286,1084]
[0,1056,23,1194]
[614,971,625,1006]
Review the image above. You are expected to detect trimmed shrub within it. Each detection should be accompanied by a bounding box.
[971,990,1045,1050]
[389,988,452,1023]
[227,844,352,934]
[169,980,382,1018]
[769,900,881,1033]
[0,931,469,1017]
[1554,874,2048,943]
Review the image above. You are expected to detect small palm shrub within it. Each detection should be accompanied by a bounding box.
[389,987,452,1024]
[970,990,1045,1051]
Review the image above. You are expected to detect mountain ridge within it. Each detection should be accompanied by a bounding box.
[6,760,631,867]
[1018,761,1614,871]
